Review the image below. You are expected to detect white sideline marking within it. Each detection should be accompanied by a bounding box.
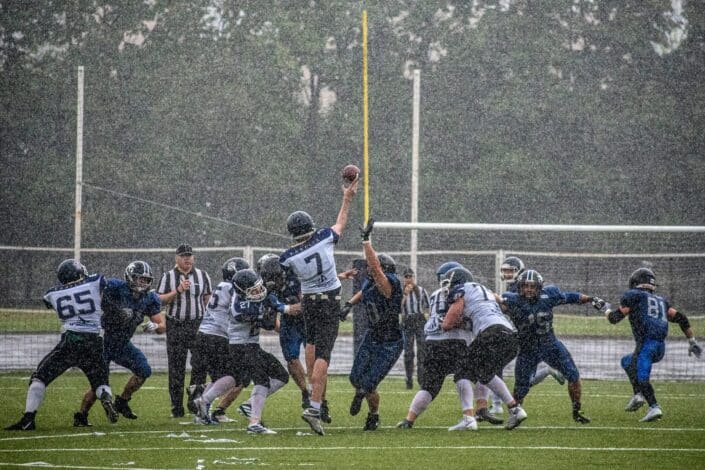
[0,464,174,470]
[1,445,705,453]
[1,423,704,443]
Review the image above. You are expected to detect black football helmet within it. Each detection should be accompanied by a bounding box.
[441,267,474,290]
[516,269,543,300]
[377,253,396,273]
[125,260,153,293]
[57,259,88,284]
[232,269,267,302]
[287,211,315,241]
[500,256,525,282]
[629,267,657,291]
[436,261,463,282]
[222,257,250,282]
[257,253,284,290]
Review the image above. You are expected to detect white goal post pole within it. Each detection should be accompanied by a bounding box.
[74,66,84,261]
[410,69,421,273]
[375,222,705,233]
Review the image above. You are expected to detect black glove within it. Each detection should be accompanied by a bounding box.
[340,302,353,321]
[359,218,375,242]
[591,297,606,311]
[689,338,702,359]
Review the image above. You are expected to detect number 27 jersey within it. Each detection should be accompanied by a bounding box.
[43,274,106,334]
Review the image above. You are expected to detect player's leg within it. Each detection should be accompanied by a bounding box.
[544,341,588,423]
[79,336,117,424]
[113,341,151,419]
[402,321,415,389]
[359,337,403,429]
[620,352,646,411]
[636,340,666,422]
[280,320,309,408]
[349,332,373,416]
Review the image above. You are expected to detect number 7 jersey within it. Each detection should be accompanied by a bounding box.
[43,274,106,334]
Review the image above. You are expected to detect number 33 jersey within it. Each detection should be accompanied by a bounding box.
[43,274,106,334]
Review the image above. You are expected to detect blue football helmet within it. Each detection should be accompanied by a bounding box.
[440,267,474,290]
[232,269,267,302]
[286,211,315,241]
[516,269,544,300]
[222,257,250,282]
[500,256,525,282]
[57,259,87,284]
[124,260,153,293]
[629,268,657,291]
[436,261,463,282]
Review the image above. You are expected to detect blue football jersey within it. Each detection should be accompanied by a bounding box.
[621,288,669,343]
[359,273,403,342]
[502,284,581,349]
[102,278,161,340]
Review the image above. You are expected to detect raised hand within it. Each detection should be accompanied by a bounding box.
[591,297,607,311]
[689,338,702,359]
[359,218,375,242]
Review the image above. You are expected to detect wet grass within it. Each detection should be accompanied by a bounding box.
[0,372,703,469]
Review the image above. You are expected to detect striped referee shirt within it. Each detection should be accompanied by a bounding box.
[157,267,212,321]
[402,286,430,317]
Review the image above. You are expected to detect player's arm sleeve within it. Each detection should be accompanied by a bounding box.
[667,308,691,335]
[607,305,627,324]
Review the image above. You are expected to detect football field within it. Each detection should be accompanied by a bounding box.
[0,372,703,469]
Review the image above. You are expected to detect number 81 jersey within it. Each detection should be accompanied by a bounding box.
[43,274,106,334]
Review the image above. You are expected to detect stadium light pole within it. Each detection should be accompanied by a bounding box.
[74,66,84,262]
[410,69,421,274]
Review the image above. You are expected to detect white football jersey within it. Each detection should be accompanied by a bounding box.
[457,282,516,337]
[279,227,341,294]
[198,281,233,338]
[227,293,264,345]
[424,287,473,344]
[43,274,105,334]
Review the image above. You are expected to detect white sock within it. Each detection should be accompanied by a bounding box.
[95,384,112,400]
[202,376,236,404]
[25,380,46,413]
[250,385,268,421]
[455,379,474,411]
[531,365,550,386]
[409,390,433,417]
[267,378,286,396]
[486,376,514,405]
[474,382,490,402]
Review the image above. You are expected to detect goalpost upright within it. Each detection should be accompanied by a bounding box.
[74,65,84,262]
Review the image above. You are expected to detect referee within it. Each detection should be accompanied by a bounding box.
[157,244,212,418]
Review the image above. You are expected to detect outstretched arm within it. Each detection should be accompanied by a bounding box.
[331,177,359,235]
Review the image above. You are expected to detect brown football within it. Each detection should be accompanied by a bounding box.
[342,164,360,183]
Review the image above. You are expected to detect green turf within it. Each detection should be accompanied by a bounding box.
[0,372,703,469]
[2,308,703,338]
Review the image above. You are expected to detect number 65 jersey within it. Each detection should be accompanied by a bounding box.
[43,274,106,334]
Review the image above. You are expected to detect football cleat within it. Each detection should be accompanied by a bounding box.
[640,405,663,422]
[573,410,591,424]
[238,402,252,418]
[247,422,277,434]
[171,407,185,418]
[396,419,414,429]
[624,393,646,412]
[476,408,504,425]
[73,412,91,427]
[302,408,325,436]
[549,368,566,385]
[505,405,527,430]
[489,402,504,415]
[114,396,138,420]
[99,391,118,424]
[405,379,413,390]
[448,415,478,431]
[350,390,365,416]
[5,412,36,431]
[301,390,311,410]
[211,408,234,423]
[363,412,379,431]
[320,400,332,424]
[194,397,214,424]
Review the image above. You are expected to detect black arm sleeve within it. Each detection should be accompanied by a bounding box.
[668,311,690,334]
[607,308,625,324]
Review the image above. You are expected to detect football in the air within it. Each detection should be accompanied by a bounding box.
[342,164,360,183]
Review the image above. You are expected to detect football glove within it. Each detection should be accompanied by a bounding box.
[340,302,353,321]
[688,338,702,359]
[590,297,607,311]
[359,218,375,242]
[142,321,158,333]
